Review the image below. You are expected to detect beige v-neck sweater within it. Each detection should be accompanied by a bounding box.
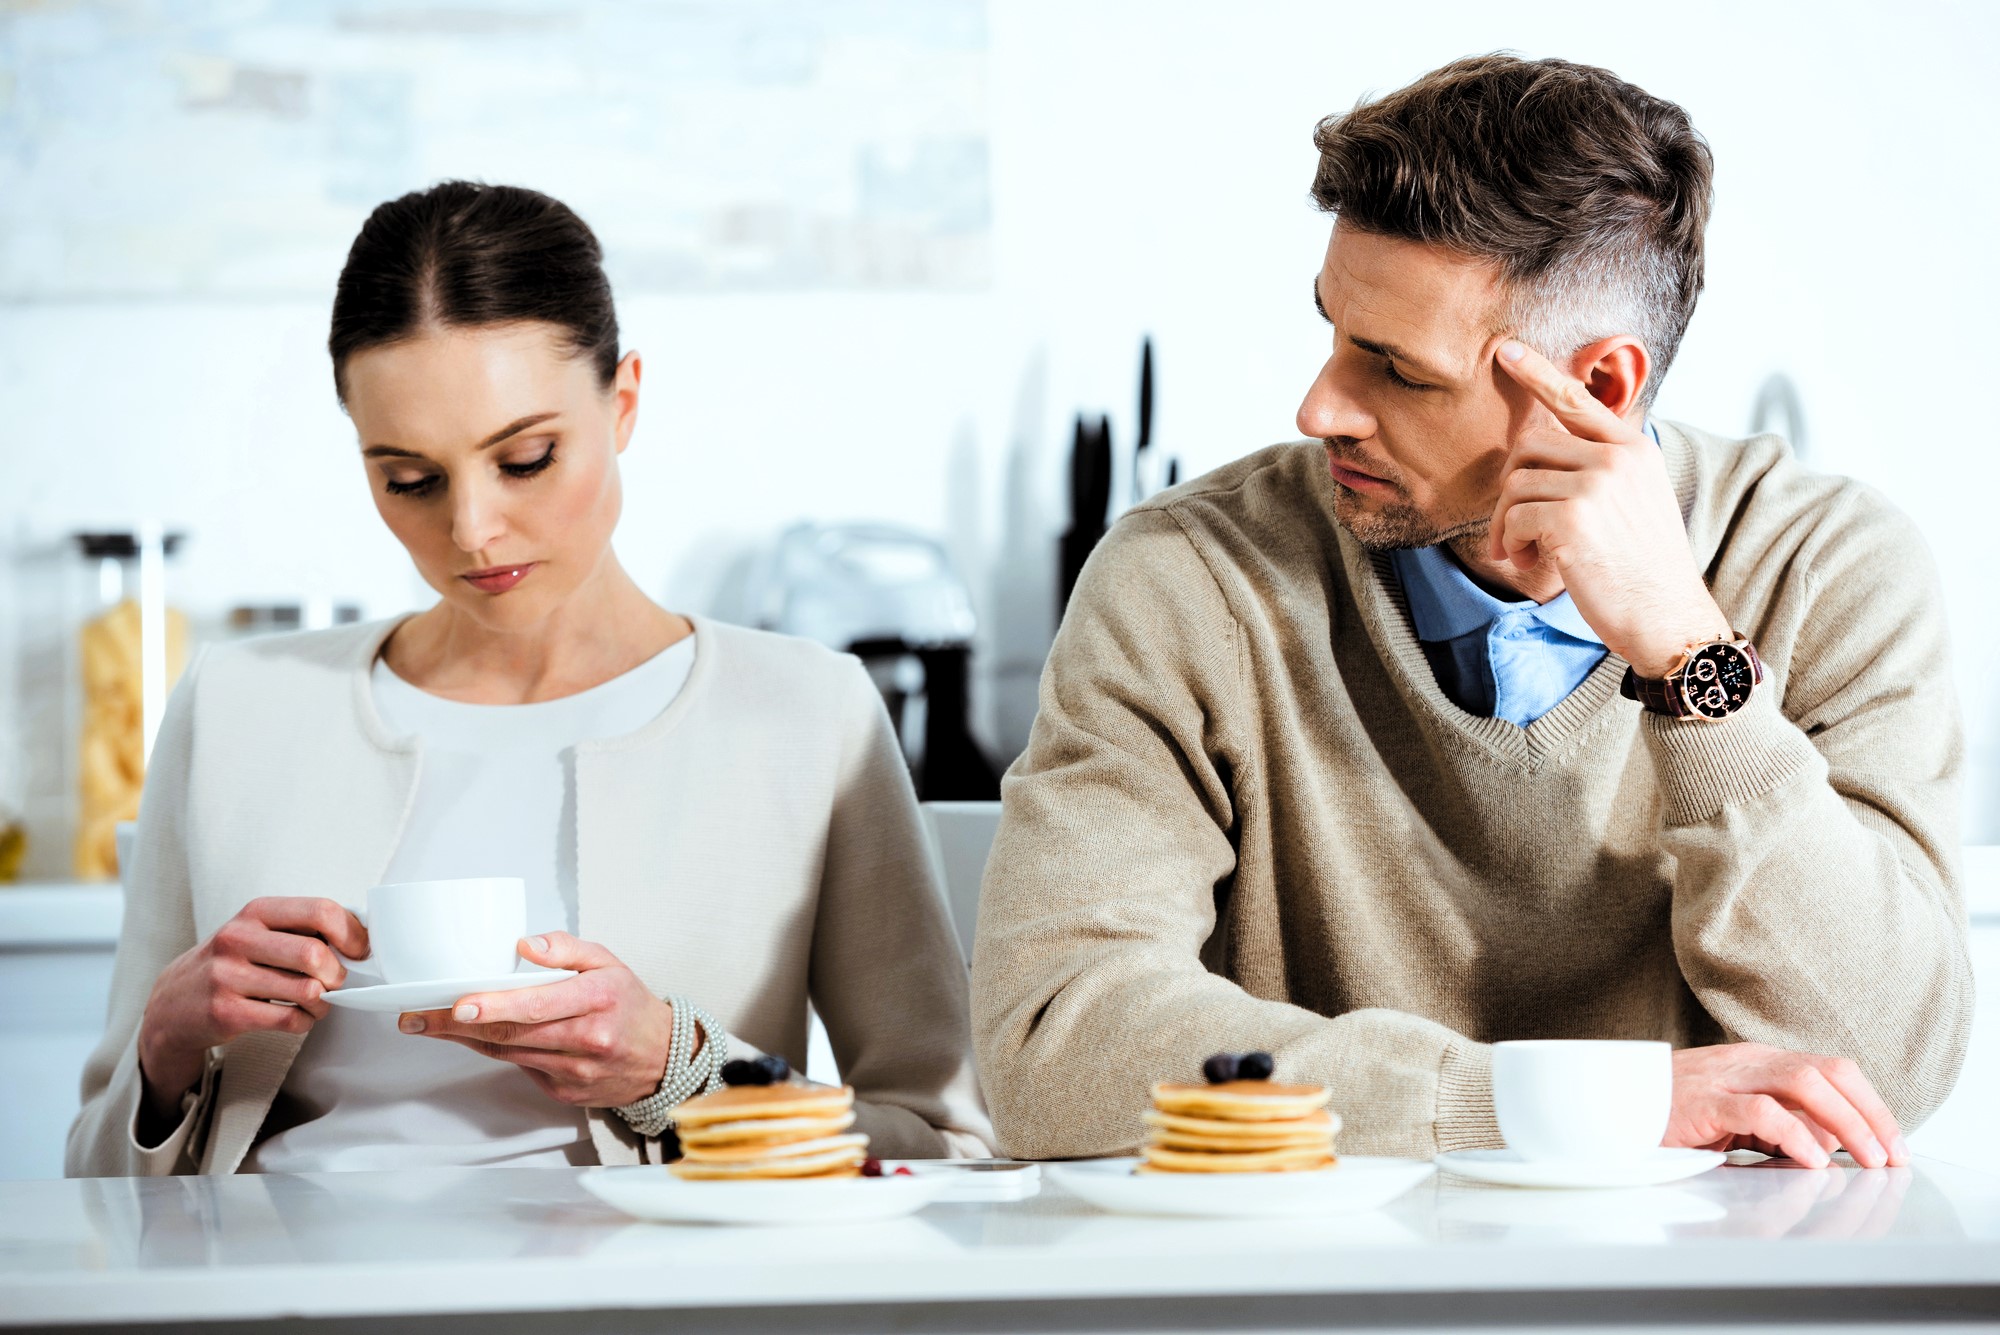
[69,616,992,1177]
[971,424,1970,1161]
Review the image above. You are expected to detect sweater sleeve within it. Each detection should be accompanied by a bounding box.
[66,656,215,1177]
[1648,494,1972,1129]
[972,509,1499,1161]
[806,659,995,1159]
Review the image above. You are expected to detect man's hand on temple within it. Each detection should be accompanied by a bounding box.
[1488,339,1732,678]
[1664,1043,1908,1170]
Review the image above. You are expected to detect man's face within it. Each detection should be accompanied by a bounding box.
[1296,224,1525,550]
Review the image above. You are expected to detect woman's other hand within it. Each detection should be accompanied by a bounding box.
[398,932,685,1107]
[137,897,368,1118]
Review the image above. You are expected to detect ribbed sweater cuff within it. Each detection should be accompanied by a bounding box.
[1641,689,1821,827]
[1436,1040,1501,1153]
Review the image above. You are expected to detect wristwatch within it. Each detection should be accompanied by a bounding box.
[1620,634,1765,721]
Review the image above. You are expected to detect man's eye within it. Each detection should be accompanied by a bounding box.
[1384,362,1432,391]
[385,475,440,497]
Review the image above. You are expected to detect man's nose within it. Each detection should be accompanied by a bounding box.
[1296,356,1373,442]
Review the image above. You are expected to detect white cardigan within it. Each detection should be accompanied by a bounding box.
[67,614,993,1175]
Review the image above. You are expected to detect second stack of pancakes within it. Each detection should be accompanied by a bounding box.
[1142,1065,1340,1173]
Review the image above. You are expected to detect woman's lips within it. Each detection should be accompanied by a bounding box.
[460,563,537,594]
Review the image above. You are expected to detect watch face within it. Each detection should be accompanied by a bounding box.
[1679,642,1756,719]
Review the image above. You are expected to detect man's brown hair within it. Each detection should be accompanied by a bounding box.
[1312,54,1714,403]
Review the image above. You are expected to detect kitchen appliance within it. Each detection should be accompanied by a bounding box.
[735,522,997,801]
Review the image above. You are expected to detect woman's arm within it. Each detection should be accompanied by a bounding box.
[67,661,210,1176]
[807,661,993,1158]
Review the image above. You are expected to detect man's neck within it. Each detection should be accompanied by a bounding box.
[1444,533,1566,606]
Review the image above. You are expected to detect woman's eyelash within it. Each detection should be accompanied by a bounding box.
[502,448,556,478]
[383,448,555,497]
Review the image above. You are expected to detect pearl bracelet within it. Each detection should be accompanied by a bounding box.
[611,996,726,1139]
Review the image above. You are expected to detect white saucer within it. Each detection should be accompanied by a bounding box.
[1047,1155,1434,1219]
[581,1164,954,1225]
[1434,1147,1725,1189]
[322,969,577,1013]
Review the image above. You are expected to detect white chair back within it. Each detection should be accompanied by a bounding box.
[918,800,1003,960]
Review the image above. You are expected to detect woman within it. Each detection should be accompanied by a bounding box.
[67,182,991,1174]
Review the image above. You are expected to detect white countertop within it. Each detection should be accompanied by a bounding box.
[4,1159,1997,1329]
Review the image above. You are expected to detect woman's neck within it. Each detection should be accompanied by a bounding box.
[382,555,690,705]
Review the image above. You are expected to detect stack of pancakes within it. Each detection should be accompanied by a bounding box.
[669,1083,869,1180]
[1141,1080,1340,1173]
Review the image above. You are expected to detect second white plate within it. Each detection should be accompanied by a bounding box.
[323,969,577,1013]
[1434,1147,1725,1189]
[1047,1155,1434,1219]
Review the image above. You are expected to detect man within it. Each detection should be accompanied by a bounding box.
[971,54,1969,1168]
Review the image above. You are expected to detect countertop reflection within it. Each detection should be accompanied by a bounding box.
[3,1157,1996,1328]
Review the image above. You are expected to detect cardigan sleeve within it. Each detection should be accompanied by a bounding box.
[804,659,994,1158]
[67,655,216,1177]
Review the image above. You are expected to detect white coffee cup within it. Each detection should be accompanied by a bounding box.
[1492,1039,1672,1163]
[347,877,527,985]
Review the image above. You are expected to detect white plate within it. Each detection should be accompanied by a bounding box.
[886,1160,1041,1203]
[1047,1155,1434,1219]
[1434,1147,1725,1189]
[581,1164,955,1225]
[322,969,577,1013]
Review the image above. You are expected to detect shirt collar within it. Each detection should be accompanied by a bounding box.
[1389,543,1604,647]
[1384,419,1659,647]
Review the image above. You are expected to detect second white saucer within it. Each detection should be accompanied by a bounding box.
[1435,1147,1725,1190]
[323,968,577,1013]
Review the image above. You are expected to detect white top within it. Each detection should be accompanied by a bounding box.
[245,635,697,1172]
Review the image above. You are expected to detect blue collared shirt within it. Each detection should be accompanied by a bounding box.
[1388,545,1607,726]
[1386,422,1664,726]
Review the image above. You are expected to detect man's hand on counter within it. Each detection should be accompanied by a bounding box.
[136,897,367,1126]
[1664,1043,1907,1170]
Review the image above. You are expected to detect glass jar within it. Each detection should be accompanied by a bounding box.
[69,529,188,880]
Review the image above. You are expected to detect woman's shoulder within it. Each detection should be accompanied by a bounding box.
[692,618,876,714]
[179,618,397,724]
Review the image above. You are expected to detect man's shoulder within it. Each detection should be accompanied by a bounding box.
[1110,441,1339,574]
[1667,420,1926,580]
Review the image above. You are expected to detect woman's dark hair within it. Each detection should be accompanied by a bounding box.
[328,180,620,400]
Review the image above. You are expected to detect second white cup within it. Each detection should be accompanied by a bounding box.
[354,877,527,985]
[1493,1039,1672,1164]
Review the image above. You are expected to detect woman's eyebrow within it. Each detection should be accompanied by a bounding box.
[361,411,561,460]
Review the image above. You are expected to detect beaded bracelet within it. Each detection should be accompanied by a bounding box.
[611,996,727,1138]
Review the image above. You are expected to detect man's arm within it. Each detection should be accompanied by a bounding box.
[1490,340,1972,1158]
[970,508,1500,1161]
[1650,489,1970,1135]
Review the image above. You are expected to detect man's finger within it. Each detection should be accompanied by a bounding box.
[1812,1056,1906,1166]
[1495,340,1633,443]
[1779,1064,1887,1168]
[1730,1093,1832,1169]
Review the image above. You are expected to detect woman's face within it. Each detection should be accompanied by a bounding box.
[343,322,641,633]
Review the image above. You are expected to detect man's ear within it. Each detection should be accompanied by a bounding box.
[1569,336,1651,422]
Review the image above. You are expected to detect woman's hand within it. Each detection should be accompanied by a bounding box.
[398,932,687,1108]
[137,897,368,1118]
